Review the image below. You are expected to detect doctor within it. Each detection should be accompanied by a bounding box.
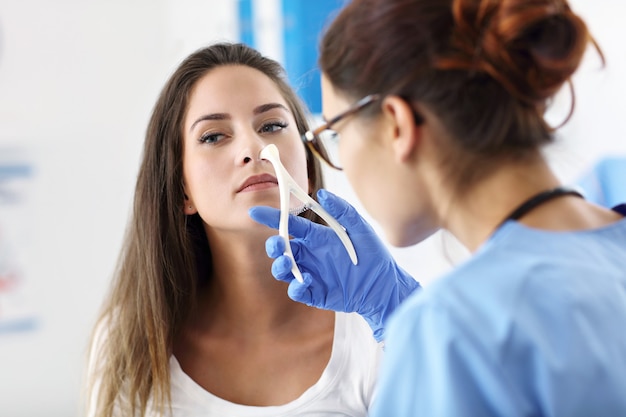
[250,0,626,415]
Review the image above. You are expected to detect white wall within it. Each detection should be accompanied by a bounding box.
[0,1,624,416]
[546,0,626,182]
[0,1,237,416]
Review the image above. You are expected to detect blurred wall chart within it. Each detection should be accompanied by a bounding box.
[0,148,37,334]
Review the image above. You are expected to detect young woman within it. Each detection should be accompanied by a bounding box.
[86,43,382,417]
[251,0,626,415]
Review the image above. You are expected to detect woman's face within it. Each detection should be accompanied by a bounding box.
[182,65,309,233]
[320,75,436,247]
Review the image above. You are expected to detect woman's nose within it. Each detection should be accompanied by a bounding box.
[235,132,266,166]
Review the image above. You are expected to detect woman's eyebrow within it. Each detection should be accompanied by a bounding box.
[253,103,289,115]
[190,113,229,133]
[189,103,289,133]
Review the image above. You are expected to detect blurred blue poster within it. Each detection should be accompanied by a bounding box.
[577,156,626,209]
[238,0,347,115]
[0,147,37,334]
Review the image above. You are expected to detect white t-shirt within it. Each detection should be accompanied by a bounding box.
[166,312,382,417]
[88,312,382,417]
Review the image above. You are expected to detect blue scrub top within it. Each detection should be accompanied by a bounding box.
[372,206,626,416]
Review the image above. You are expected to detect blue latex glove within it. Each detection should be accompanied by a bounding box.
[249,189,421,342]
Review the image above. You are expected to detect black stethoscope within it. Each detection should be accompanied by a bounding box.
[498,186,585,228]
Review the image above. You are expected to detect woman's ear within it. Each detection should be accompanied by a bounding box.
[184,202,197,215]
[183,188,197,215]
[380,96,422,163]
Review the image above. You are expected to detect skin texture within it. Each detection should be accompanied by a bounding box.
[174,65,335,406]
[320,75,623,252]
[183,65,309,225]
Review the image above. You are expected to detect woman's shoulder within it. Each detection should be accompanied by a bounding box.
[328,312,383,411]
[330,311,383,375]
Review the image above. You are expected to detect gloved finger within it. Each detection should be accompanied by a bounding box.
[287,273,314,305]
[266,235,311,274]
[248,206,281,229]
[317,189,365,230]
[279,211,319,239]
[271,255,295,282]
[251,205,321,242]
[265,235,286,258]
[282,238,308,264]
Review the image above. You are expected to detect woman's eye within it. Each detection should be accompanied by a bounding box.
[199,132,225,144]
[259,121,287,134]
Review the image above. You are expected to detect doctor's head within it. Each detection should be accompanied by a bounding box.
[316,0,596,246]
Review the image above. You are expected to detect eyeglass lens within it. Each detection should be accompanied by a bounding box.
[313,129,342,169]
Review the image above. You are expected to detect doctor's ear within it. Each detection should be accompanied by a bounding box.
[380,96,424,163]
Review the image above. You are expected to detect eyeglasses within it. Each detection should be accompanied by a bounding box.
[302,94,381,171]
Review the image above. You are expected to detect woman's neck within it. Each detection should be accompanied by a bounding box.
[191,230,321,338]
[173,230,336,406]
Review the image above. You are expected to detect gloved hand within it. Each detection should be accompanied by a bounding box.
[249,189,420,342]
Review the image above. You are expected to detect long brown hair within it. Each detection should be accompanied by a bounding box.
[86,42,325,417]
[320,0,601,193]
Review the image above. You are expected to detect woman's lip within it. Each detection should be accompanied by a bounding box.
[239,181,278,192]
[237,173,278,192]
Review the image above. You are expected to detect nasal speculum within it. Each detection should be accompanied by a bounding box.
[259,144,358,283]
